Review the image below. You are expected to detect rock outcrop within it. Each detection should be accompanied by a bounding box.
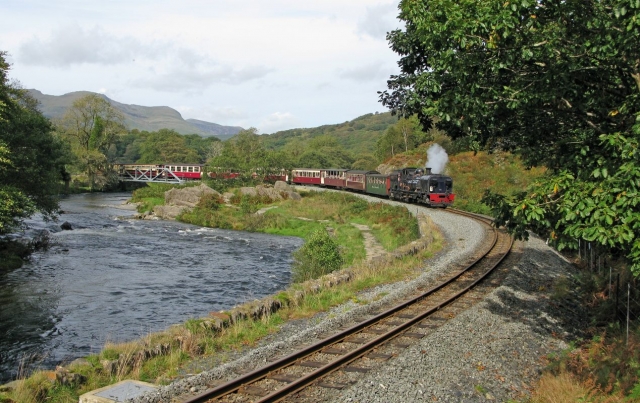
[239,182,301,202]
[165,184,220,208]
[147,182,300,220]
[153,184,220,220]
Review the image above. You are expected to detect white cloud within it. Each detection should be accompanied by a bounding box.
[132,64,274,92]
[259,112,301,134]
[338,62,395,83]
[18,24,153,66]
[357,3,400,40]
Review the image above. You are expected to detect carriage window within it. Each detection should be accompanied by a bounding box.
[188,167,193,172]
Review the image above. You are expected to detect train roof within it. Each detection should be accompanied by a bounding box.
[366,172,389,177]
[346,170,379,175]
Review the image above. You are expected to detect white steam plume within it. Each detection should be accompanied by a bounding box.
[425,144,449,174]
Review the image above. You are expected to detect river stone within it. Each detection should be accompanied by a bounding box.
[60,221,73,230]
[222,192,235,203]
[239,187,257,197]
[255,185,283,201]
[274,181,291,192]
[164,184,219,208]
[153,205,186,220]
[55,366,87,386]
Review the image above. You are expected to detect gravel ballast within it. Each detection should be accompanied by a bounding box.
[130,200,586,403]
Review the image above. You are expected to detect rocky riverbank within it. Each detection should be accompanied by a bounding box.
[135,182,301,221]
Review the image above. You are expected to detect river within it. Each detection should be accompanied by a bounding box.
[0,193,302,383]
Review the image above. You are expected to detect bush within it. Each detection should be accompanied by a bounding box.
[197,194,222,210]
[292,228,343,282]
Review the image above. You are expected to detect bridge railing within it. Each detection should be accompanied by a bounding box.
[115,164,184,184]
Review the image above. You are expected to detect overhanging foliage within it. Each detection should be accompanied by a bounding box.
[381,0,640,274]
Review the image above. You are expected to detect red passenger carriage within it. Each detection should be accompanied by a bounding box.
[161,164,203,180]
[291,169,322,185]
[320,169,347,188]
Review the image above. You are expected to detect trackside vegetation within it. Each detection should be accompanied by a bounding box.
[175,187,421,271]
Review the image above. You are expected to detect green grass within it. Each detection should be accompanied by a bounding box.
[179,190,417,270]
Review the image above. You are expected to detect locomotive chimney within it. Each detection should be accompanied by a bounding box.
[424,167,432,175]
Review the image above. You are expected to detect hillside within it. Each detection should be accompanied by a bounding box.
[27,90,243,140]
[261,112,398,155]
[378,143,546,213]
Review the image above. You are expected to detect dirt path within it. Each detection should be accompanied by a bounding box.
[351,223,387,261]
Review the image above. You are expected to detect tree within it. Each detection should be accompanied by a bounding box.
[0,51,68,234]
[137,129,200,164]
[380,0,640,273]
[209,128,269,175]
[57,94,126,189]
[59,94,125,153]
[375,116,427,161]
[351,154,378,171]
[295,135,355,168]
[182,134,222,163]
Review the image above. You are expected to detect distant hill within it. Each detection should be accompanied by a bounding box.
[262,112,398,155]
[27,90,243,140]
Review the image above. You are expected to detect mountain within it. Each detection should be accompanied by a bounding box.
[27,90,243,140]
[261,112,398,155]
[185,118,243,137]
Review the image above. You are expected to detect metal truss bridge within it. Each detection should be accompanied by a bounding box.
[115,165,185,184]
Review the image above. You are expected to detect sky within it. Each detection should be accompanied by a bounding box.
[0,0,404,133]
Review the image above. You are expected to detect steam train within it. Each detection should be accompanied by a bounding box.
[116,164,455,208]
[289,167,455,208]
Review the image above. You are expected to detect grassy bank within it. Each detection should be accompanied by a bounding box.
[0,185,435,403]
[526,263,640,402]
[178,188,420,268]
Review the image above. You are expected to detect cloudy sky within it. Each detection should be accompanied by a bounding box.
[1,0,403,133]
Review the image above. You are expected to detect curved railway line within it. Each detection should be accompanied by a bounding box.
[181,209,513,403]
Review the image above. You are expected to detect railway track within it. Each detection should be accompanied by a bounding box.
[181,209,513,403]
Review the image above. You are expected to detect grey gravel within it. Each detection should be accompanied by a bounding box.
[130,194,586,403]
[336,235,586,403]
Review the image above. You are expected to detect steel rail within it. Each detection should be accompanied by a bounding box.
[182,210,510,403]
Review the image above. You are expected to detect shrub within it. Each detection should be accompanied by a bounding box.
[292,228,343,282]
[240,195,257,215]
[196,194,222,211]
